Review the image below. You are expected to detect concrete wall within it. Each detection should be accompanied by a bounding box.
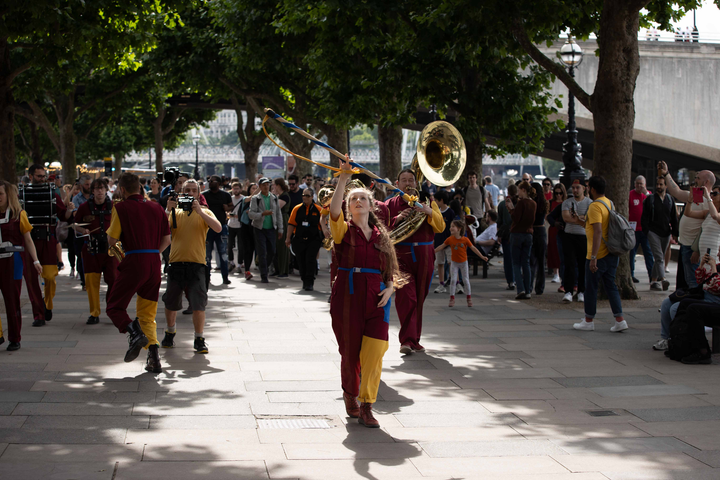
[540,41,720,154]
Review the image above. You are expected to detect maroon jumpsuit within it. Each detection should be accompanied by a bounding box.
[23,192,67,315]
[385,196,442,349]
[105,194,170,338]
[0,211,31,342]
[76,198,118,317]
[330,219,392,402]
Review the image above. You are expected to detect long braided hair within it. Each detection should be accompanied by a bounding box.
[344,187,408,289]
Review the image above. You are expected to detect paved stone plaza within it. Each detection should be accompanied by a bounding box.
[1,252,720,480]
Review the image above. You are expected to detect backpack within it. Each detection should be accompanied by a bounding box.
[593,199,635,255]
[666,311,711,362]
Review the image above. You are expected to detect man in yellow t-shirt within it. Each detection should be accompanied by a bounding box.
[160,180,221,354]
[573,176,627,333]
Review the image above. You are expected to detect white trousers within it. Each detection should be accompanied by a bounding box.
[449,260,471,296]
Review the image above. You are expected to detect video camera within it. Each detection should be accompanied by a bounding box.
[157,167,191,188]
[177,194,195,213]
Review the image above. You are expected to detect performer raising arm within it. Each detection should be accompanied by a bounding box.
[105,173,172,373]
[329,157,405,428]
[385,169,445,354]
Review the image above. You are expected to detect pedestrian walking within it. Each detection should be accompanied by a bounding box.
[248,178,283,284]
[573,176,627,332]
[506,181,536,300]
[286,188,323,291]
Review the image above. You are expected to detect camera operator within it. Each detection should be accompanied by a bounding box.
[161,179,221,355]
[202,175,233,285]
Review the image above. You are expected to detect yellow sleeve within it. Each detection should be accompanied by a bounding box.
[19,211,32,234]
[330,210,349,244]
[106,207,122,239]
[427,201,445,234]
[587,202,603,226]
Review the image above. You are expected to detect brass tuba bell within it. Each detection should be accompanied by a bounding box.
[390,121,466,244]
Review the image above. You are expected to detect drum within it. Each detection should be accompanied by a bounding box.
[19,183,57,227]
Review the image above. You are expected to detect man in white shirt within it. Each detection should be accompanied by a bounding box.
[484,176,500,210]
[475,210,498,255]
[658,161,715,288]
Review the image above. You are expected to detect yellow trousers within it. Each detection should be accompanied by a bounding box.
[358,336,389,404]
[41,265,58,310]
[136,296,159,348]
[84,273,102,317]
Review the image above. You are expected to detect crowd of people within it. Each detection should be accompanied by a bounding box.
[2,158,720,429]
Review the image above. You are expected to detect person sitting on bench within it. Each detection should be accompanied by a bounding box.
[475,210,499,256]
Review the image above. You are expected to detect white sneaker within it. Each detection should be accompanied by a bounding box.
[650,282,662,291]
[576,292,584,302]
[573,319,595,331]
[653,339,668,351]
[705,326,713,334]
[434,284,447,294]
[551,274,561,283]
[456,284,465,295]
[562,292,573,303]
[610,320,629,332]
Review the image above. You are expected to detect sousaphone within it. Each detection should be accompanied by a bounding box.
[390,121,466,243]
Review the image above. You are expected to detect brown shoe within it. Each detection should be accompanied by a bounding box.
[358,402,380,428]
[467,295,473,307]
[343,392,360,418]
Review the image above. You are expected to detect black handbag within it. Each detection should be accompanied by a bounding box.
[668,285,705,303]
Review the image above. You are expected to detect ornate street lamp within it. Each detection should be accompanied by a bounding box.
[193,132,201,180]
[559,37,585,189]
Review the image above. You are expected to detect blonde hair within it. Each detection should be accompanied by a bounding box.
[0,181,22,221]
[343,187,407,288]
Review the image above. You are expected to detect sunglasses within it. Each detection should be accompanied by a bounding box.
[543,183,551,187]
[711,192,719,197]
[554,191,563,195]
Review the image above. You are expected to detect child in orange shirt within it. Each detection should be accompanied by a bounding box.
[435,220,487,307]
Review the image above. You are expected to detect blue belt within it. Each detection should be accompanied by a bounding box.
[124,249,160,255]
[337,267,381,294]
[397,241,433,262]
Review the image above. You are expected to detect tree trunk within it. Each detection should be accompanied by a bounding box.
[28,119,42,165]
[244,145,259,182]
[325,126,348,170]
[153,107,165,173]
[0,40,16,183]
[461,138,483,188]
[54,94,78,185]
[114,152,123,179]
[293,141,315,179]
[378,125,403,183]
[590,1,640,300]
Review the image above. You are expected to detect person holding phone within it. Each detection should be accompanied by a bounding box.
[657,162,716,288]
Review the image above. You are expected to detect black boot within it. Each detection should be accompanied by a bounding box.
[32,318,45,327]
[45,307,52,321]
[124,318,149,363]
[86,316,99,325]
[145,345,162,373]
[7,342,20,351]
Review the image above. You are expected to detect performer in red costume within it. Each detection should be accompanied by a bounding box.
[74,179,117,325]
[23,165,74,326]
[0,180,43,351]
[106,173,171,373]
[329,158,404,428]
[385,169,445,354]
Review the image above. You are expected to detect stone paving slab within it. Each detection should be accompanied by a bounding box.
[1,252,718,478]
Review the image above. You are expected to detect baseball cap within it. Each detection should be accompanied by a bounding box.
[258,177,271,185]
